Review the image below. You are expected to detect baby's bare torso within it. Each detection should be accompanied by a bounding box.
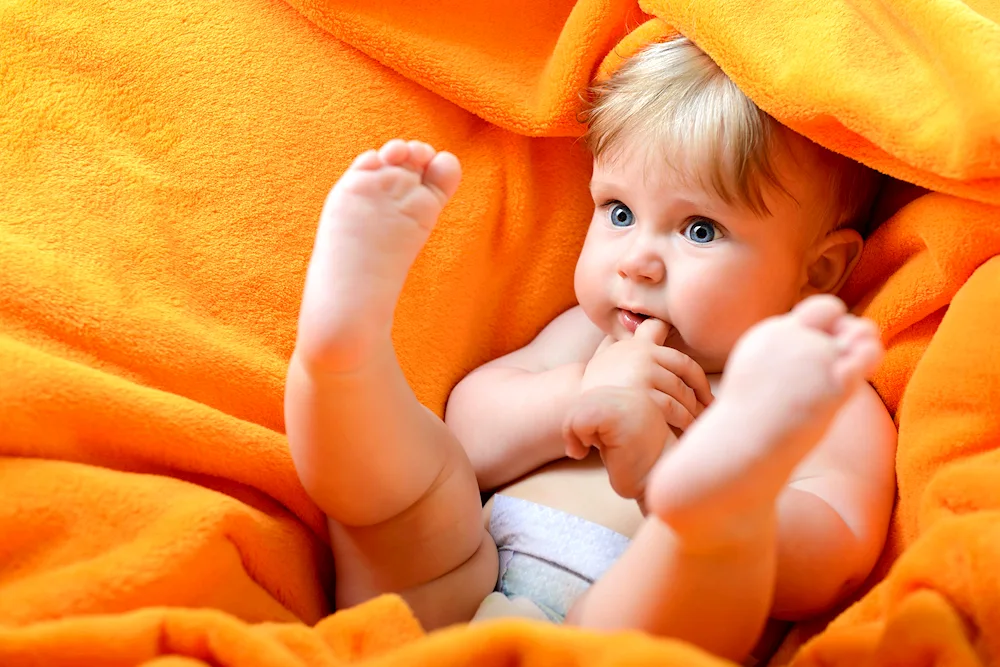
[484,453,644,536]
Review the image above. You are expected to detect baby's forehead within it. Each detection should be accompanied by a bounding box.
[591,137,838,230]
[589,141,771,207]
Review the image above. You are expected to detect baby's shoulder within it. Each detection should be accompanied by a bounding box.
[545,305,604,341]
[486,305,604,373]
[793,382,896,482]
[533,305,606,362]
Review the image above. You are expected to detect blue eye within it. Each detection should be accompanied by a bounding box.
[608,203,634,228]
[684,219,718,244]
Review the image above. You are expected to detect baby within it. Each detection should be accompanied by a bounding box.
[285,38,897,662]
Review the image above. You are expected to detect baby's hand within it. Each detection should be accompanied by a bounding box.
[581,318,713,430]
[563,386,677,500]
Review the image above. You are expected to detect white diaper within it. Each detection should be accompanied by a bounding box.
[487,494,631,622]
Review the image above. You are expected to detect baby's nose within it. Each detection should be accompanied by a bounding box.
[617,244,665,283]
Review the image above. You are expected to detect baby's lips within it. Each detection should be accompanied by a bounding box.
[619,309,646,333]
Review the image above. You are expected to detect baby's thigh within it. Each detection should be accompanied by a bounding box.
[333,521,498,629]
[395,528,500,629]
[472,592,551,623]
[330,471,499,629]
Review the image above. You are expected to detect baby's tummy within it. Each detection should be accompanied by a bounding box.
[482,451,645,539]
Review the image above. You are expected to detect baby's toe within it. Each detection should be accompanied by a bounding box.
[406,141,436,170]
[349,149,382,171]
[834,314,879,348]
[832,319,884,388]
[423,151,462,202]
[377,139,410,166]
[791,294,846,334]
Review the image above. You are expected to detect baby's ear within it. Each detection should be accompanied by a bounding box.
[803,228,864,296]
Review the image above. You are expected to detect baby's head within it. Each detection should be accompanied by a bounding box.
[575,37,882,373]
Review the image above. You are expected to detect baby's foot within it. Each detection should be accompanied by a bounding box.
[719,294,883,433]
[295,140,461,371]
[645,295,883,544]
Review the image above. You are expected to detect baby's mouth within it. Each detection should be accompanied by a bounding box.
[618,308,652,334]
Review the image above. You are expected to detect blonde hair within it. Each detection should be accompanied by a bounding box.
[582,38,881,231]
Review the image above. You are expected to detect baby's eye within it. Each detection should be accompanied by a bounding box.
[683,219,720,244]
[608,203,635,228]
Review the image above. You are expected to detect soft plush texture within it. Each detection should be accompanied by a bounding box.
[0,0,998,665]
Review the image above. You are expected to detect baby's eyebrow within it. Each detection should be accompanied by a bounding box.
[589,176,630,188]
[588,182,618,201]
[589,182,634,203]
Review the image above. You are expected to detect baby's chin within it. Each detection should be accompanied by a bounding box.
[660,335,728,374]
[696,358,726,376]
[677,346,725,375]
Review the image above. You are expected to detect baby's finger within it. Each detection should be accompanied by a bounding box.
[633,318,671,346]
[650,365,698,417]
[563,424,593,459]
[652,347,714,407]
[650,391,697,430]
[602,451,647,500]
[565,437,591,460]
[562,403,600,459]
[594,334,616,355]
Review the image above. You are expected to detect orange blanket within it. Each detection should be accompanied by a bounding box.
[1,0,997,665]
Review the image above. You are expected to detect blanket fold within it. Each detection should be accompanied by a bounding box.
[1,0,998,665]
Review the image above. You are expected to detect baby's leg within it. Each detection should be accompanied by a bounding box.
[285,140,496,629]
[569,296,882,661]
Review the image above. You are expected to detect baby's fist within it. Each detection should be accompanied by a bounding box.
[563,386,676,500]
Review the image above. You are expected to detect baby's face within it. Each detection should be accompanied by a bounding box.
[575,143,828,374]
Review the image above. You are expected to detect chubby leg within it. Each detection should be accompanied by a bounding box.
[285,140,496,629]
[472,592,550,623]
[569,296,883,661]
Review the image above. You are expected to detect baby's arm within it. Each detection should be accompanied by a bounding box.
[445,306,605,490]
[772,382,897,618]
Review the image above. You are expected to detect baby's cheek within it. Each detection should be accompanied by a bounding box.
[674,282,747,354]
[574,277,608,333]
